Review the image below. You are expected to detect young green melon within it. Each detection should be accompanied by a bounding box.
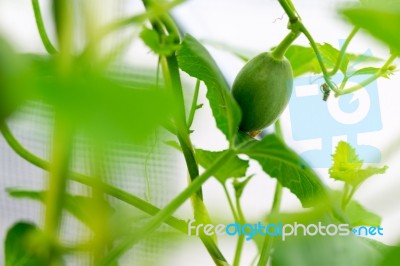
[232,52,293,132]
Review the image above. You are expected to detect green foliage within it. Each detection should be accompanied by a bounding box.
[0,39,33,121]
[285,44,381,77]
[240,134,325,207]
[348,66,395,79]
[1,0,399,264]
[346,200,381,227]
[379,246,400,266]
[140,27,179,56]
[329,141,388,186]
[7,188,114,231]
[5,222,60,266]
[177,34,242,144]
[195,149,249,183]
[341,3,400,54]
[271,235,382,266]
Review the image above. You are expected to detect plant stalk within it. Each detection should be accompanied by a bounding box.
[44,114,73,263]
[271,30,300,60]
[32,0,58,54]
[233,192,246,266]
[337,54,397,96]
[257,182,283,266]
[329,27,359,76]
[101,150,236,265]
[257,121,284,266]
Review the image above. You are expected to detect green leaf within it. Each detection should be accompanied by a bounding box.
[329,141,388,186]
[341,7,400,55]
[0,39,36,121]
[140,27,179,56]
[7,189,113,230]
[348,67,380,78]
[34,68,172,143]
[271,235,382,266]
[379,246,400,266]
[329,190,381,226]
[346,200,381,227]
[285,44,381,77]
[195,149,249,183]
[285,45,320,77]
[5,222,58,266]
[240,134,325,207]
[177,34,241,143]
[233,175,253,199]
[318,43,349,72]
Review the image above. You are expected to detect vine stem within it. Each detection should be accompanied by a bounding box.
[336,54,397,96]
[223,184,240,222]
[277,0,339,94]
[31,0,58,54]
[0,122,185,231]
[145,0,203,200]
[257,182,283,266]
[299,24,339,94]
[44,114,73,263]
[342,184,359,210]
[187,79,201,128]
[257,121,284,266]
[329,27,359,76]
[101,150,236,265]
[0,122,234,263]
[271,30,300,60]
[233,191,246,266]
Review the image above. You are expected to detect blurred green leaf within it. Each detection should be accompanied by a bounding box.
[195,149,249,183]
[329,190,381,227]
[341,7,400,54]
[0,38,33,121]
[359,0,400,10]
[348,67,380,78]
[379,246,400,266]
[329,141,388,186]
[7,188,113,230]
[272,235,382,266]
[240,134,325,207]
[346,200,381,226]
[5,222,59,266]
[35,68,171,142]
[177,34,241,143]
[3,48,170,142]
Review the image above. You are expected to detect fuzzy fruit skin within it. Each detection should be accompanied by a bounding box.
[232,52,293,132]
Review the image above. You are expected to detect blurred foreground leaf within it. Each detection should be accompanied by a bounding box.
[7,188,113,231]
[0,38,34,121]
[5,222,60,266]
[177,34,241,144]
[341,3,400,54]
[379,246,400,266]
[346,199,381,226]
[239,134,325,207]
[272,235,382,266]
